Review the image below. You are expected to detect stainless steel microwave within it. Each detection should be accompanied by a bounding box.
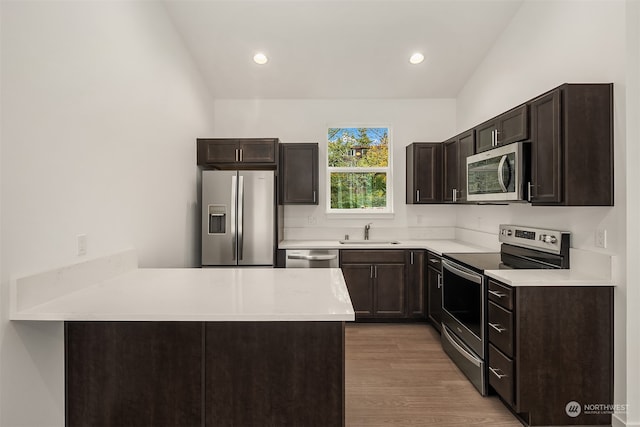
[466,142,530,202]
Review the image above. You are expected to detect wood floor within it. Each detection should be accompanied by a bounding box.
[345,323,522,427]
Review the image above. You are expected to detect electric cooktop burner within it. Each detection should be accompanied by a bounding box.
[443,224,571,272]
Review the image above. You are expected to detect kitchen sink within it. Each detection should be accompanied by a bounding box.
[338,240,401,245]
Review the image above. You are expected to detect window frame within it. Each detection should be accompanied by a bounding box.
[325,125,394,216]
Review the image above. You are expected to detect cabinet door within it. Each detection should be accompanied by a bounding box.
[374,264,406,317]
[407,143,442,203]
[475,120,497,153]
[407,251,425,318]
[239,139,277,163]
[443,139,458,202]
[457,131,474,203]
[65,322,203,427]
[530,89,562,204]
[498,105,528,146]
[427,266,442,331]
[341,264,374,317]
[279,143,318,204]
[198,139,239,164]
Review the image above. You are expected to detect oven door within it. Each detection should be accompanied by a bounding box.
[441,259,485,359]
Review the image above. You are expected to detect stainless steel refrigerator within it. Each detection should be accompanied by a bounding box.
[201,170,276,266]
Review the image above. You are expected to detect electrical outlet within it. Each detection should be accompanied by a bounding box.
[595,229,607,249]
[77,234,87,256]
[307,216,317,225]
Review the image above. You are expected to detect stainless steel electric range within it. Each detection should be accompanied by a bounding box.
[440,224,570,395]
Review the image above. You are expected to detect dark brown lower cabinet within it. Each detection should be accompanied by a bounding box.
[407,250,426,319]
[340,250,408,320]
[340,263,375,317]
[66,321,345,427]
[65,322,202,427]
[487,280,613,426]
[426,252,442,331]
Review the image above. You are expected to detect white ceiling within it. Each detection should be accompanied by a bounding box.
[164,1,523,99]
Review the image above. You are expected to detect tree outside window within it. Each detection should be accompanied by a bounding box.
[327,127,391,213]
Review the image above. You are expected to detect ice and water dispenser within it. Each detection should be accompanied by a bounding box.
[208,205,226,234]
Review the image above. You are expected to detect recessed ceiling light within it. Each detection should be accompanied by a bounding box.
[409,53,425,65]
[253,53,268,65]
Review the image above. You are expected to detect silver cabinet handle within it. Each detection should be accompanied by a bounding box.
[428,258,439,264]
[527,181,533,202]
[491,129,496,147]
[374,265,378,278]
[235,148,239,162]
[313,191,316,203]
[410,252,414,265]
[437,274,442,289]
[452,188,457,203]
[495,129,500,145]
[489,322,507,333]
[416,189,420,202]
[489,367,507,379]
[370,265,374,279]
[488,290,506,298]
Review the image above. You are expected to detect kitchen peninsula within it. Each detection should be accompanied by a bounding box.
[10,249,354,427]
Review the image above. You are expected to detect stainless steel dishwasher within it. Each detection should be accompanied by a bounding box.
[285,249,339,268]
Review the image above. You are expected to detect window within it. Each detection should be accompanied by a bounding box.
[327,127,392,214]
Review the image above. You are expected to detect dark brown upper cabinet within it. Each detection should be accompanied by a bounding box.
[443,130,474,203]
[406,143,442,204]
[475,104,529,153]
[529,84,613,206]
[279,143,318,205]
[197,138,278,167]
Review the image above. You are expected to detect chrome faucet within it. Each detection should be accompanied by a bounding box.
[364,223,372,240]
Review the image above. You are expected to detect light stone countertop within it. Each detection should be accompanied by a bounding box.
[278,239,492,255]
[11,259,355,321]
[484,269,614,287]
[279,239,615,287]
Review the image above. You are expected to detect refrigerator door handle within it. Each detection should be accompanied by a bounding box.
[238,175,244,260]
[231,175,237,261]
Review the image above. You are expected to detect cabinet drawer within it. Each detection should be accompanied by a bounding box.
[489,344,514,407]
[488,280,513,310]
[340,250,405,264]
[488,302,513,358]
[426,253,442,271]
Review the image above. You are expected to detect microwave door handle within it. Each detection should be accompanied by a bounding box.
[497,155,509,192]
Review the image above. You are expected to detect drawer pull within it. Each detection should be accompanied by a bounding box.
[489,322,507,333]
[488,290,507,298]
[428,258,440,264]
[489,367,507,379]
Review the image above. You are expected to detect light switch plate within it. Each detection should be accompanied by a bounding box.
[77,234,87,256]
[595,229,607,249]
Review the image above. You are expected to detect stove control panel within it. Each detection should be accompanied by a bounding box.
[499,225,570,255]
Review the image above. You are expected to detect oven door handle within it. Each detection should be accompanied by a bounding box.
[442,259,482,285]
[442,326,482,367]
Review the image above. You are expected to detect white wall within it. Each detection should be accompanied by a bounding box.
[455,0,630,423]
[625,2,640,425]
[0,1,215,425]
[212,99,458,240]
